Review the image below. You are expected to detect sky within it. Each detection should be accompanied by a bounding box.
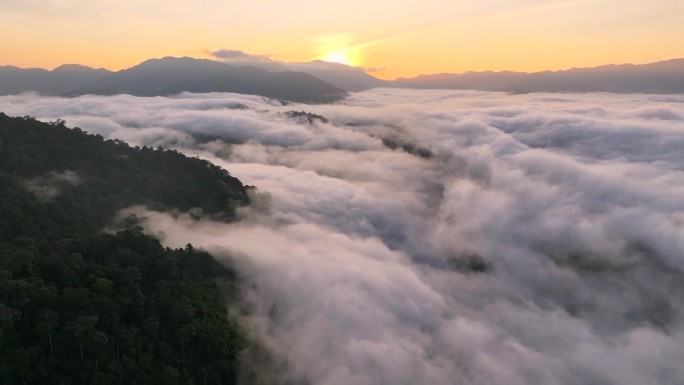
[0,0,682,79]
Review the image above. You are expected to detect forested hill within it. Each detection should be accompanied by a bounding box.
[0,113,249,226]
[0,113,251,384]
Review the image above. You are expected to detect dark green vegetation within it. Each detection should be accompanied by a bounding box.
[380,137,433,159]
[282,111,329,124]
[0,113,250,384]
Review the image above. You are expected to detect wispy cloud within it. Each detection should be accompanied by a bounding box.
[345,0,601,53]
[208,49,272,62]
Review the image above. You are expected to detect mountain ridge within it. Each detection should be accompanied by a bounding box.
[65,56,348,103]
[395,58,684,94]
[1,57,347,103]
[1,57,682,98]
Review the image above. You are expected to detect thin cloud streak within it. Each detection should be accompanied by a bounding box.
[341,0,600,55]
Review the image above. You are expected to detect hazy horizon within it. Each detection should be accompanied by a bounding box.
[1,0,683,79]
[2,54,683,79]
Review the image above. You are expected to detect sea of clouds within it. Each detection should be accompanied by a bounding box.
[2,89,684,385]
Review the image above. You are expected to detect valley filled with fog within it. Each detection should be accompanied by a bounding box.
[3,89,684,385]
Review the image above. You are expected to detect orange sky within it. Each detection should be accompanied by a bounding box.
[1,0,682,79]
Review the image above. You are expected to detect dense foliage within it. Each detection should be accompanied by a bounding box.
[282,111,329,124]
[0,113,250,384]
[0,113,249,226]
[380,137,433,159]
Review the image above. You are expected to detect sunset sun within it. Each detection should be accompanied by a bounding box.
[321,50,353,65]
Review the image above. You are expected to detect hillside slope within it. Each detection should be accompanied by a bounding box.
[0,113,250,384]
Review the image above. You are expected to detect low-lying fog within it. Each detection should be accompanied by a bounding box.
[3,89,684,385]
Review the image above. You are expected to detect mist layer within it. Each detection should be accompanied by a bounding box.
[3,89,684,385]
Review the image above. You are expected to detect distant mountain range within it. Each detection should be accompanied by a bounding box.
[396,58,684,94]
[223,59,388,92]
[1,57,682,102]
[0,57,347,103]
[0,64,112,95]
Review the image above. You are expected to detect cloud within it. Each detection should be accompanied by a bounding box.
[25,170,80,201]
[2,89,684,385]
[634,106,683,121]
[209,49,272,62]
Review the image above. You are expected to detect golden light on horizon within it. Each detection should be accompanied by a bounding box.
[320,50,353,65]
[313,34,363,67]
[0,1,682,77]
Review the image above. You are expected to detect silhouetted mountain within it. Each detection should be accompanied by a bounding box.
[208,59,386,92]
[395,58,684,94]
[226,59,291,73]
[0,64,112,95]
[283,61,387,92]
[3,57,682,99]
[71,57,347,103]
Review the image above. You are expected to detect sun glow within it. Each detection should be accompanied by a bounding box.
[321,50,353,65]
[313,35,363,66]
